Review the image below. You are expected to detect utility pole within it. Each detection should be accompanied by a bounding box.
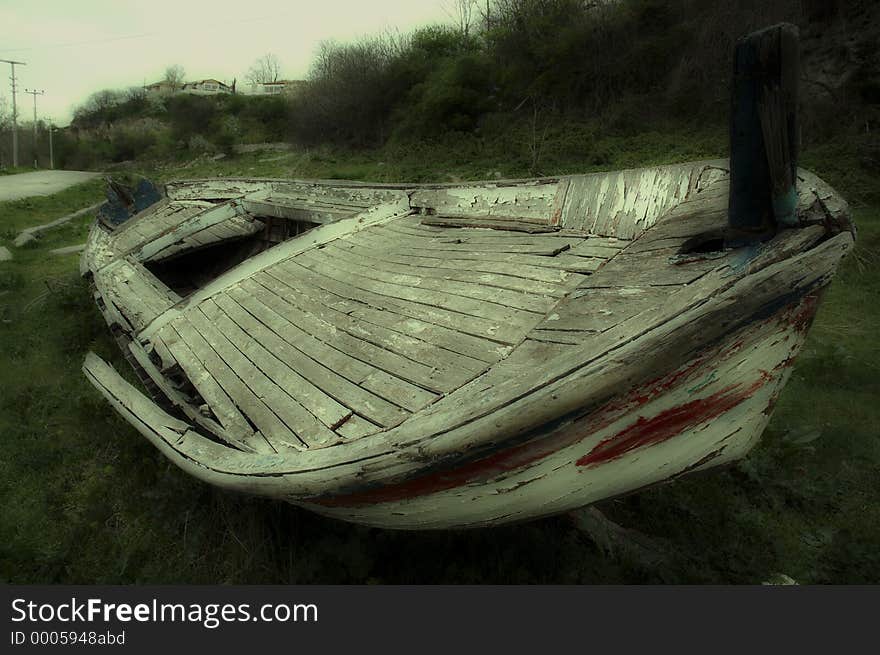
[24,89,44,168]
[0,58,26,168]
[48,123,55,170]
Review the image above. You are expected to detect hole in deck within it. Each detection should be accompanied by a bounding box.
[144,216,318,296]
[678,232,727,254]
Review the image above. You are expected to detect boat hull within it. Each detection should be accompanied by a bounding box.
[301,290,819,528]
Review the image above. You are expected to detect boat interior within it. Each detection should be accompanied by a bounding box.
[81,160,841,456]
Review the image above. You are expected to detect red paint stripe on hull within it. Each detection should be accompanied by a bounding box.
[575,379,764,468]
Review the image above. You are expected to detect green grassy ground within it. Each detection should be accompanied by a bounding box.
[1,130,877,584]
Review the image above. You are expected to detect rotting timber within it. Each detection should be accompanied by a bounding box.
[81,24,855,529]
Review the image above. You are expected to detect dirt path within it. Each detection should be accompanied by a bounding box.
[0,170,102,202]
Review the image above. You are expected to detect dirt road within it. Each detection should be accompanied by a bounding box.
[0,170,102,202]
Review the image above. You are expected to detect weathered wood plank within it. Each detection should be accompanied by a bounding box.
[135,201,245,260]
[215,291,410,428]
[154,326,271,452]
[241,197,355,225]
[334,237,572,287]
[580,249,723,288]
[234,279,439,412]
[348,230,574,282]
[358,369,440,414]
[139,200,413,340]
[80,223,117,275]
[567,240,626,259]
[347,230,587,271]
[538,286,659,333]
[560,164,704,239]
[364,225,573,256]
[527,329,595,345]
[310,243,557,315]
[169,312,309,450]
[335,414,383,440]
[250,272,463,394]
[323,240,573,297]
[146,210,263,262]
[93,259,180,332]
[419,216,561,232]
[550,254,607,273]
[293,248,543,326]
[128,338,262,452]
[199,298,352,439]
[114,202,212,254]
[274,253,531,344]
[410,182,560,222]
[262,265,489,380]
[246,258,506,364]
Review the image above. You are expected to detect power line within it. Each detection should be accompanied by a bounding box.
[0,58,26,167]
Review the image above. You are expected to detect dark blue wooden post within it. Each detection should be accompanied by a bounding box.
[728,23,800,244]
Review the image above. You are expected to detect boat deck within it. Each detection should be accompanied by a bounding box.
[105,211,635,453]
[84,161,839,457]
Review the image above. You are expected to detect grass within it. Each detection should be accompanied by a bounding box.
[0,126,877,584]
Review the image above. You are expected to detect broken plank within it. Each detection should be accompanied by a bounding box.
[127,338,260,451]
[335,414,383,440]
[168,312,309,450]
[154,326,271,452]
[419,216,561,233]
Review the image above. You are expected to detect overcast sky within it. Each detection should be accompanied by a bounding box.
[0,0,453,125]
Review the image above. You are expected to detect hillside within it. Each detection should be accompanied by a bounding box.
[41,0,876,181]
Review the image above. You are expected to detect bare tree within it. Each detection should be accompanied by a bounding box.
[444,0,479,38]
[164,64,186,90]
[246,53,281,86]
[125,86,146,102]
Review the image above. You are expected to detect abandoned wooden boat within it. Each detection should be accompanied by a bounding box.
[80,24,854,529]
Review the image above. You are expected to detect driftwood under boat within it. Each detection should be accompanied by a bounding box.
[80,158,853,529]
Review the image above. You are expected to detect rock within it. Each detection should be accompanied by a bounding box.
[212,153,227,161]
[13,231,36,248]
[762,573,799,585]
[0,246,12,262]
